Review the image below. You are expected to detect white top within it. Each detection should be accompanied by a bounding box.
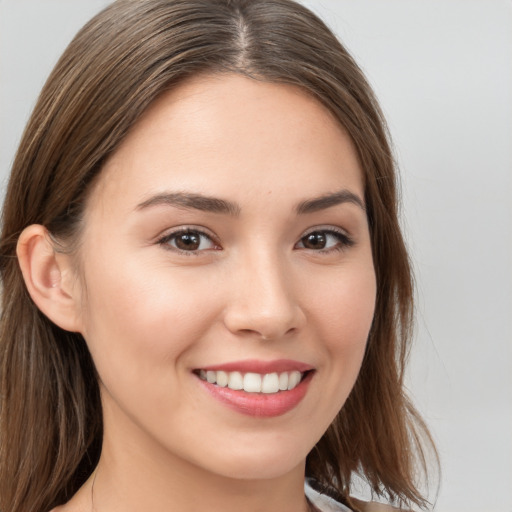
[304,480,352,512]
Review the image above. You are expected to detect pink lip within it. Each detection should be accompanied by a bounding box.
[195,362,315,418]
[198,358,313,374]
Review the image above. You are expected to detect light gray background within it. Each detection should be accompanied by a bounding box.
[1,1,511,511]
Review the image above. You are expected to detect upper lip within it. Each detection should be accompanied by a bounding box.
[196,359,314,374]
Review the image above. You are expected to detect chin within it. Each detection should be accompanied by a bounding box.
[194,439,309,481]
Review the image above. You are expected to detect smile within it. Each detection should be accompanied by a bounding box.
[194,360,315,417]
[197,369,304,393]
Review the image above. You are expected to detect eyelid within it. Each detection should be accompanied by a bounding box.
[300,225,350,238]
[156,225,221,254]
[295,226,354,252]
[153,224,354,255]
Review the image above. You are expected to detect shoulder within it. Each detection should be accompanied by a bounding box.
[350,498,408,512]
[305,480,350,511]
[305,479,409,512]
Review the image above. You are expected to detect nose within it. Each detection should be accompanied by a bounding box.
[222,250,306,341]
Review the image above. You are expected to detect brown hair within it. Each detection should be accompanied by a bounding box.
[0,1,437,511]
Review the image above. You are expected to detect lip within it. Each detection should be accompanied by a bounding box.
[197,358,314,374]
[194,360,315,418]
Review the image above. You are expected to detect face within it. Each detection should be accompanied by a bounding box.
[75,74,376,481]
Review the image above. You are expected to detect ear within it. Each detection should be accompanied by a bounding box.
[16,224,83,333]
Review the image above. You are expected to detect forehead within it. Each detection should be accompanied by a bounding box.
[89,73,364,216]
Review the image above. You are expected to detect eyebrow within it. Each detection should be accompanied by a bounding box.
[136,192,241,216]
[295,189,365,214]
[136,188,365,216]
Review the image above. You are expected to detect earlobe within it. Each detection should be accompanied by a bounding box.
[16,224,83,333]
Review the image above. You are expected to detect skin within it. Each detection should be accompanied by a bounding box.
[46,74,376,512]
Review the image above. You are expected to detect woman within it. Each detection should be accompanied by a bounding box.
[0,1,437,511]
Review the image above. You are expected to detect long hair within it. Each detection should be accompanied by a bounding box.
[0,1,437,511]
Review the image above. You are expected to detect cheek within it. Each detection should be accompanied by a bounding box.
[78,253,222,382]
[309,258,376,339]
[305,260,376,386]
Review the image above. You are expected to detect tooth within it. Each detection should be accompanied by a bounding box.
[243,372,262,392]
[278,372,289,391]
[206,370,216,384]
[199,369,207,380]
[287,371,301,390]
[216,370,228,387]
[261,373,279,393]
[228,371,243,390]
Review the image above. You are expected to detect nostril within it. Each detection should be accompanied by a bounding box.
[237,326,297,341]
[222,288,306,340]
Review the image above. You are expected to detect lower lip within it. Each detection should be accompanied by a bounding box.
[197,372,314,418]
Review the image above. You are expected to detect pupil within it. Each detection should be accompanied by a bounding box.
[176,232,200,250]
[304,232,326,249]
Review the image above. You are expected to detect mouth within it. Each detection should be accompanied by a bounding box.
[193,360,315,417]
[194,369,312,394]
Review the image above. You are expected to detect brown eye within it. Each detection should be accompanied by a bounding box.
[301,232,327,249]
[159,229,217,253]
[175,232,201,250]
[296,229,354,252]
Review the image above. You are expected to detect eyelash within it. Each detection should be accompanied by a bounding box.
[296,228,354,254]
[157,228,220,256]
[157,227,354,256]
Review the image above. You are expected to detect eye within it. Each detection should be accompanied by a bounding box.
[158,228,219,253]
[295,229,353,252]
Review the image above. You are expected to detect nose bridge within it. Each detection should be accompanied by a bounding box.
[224,243,304,339]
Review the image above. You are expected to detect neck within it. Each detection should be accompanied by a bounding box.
[92,452,309,512]
[89,414,310,512]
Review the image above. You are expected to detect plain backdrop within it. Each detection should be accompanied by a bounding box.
[1,1,511,511]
